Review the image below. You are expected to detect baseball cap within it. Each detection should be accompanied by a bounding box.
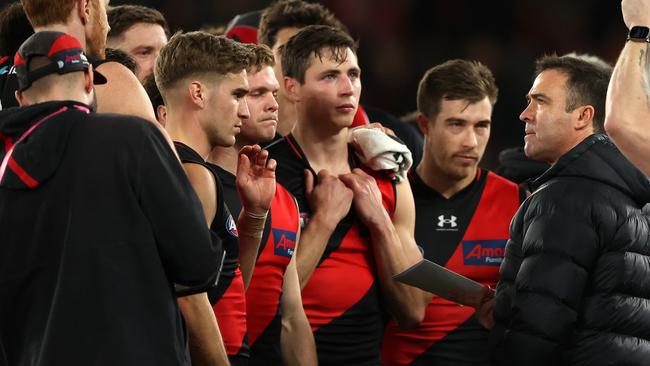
[225,10,261,44]
[13,31,107,91]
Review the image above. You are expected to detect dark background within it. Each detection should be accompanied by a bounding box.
[6,0,628,168]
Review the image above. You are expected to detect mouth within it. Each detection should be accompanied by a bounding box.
[453,154,479,164]
[336,103,356,113]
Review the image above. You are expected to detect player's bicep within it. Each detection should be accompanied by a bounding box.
[183,163,217,226]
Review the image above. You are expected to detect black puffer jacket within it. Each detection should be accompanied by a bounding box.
[491,134,650,366]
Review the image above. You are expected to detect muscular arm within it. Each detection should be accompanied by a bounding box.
[605,0,650,175]
[280,225,318,366]
[340,170,430,328]
[178,294,230,366]
[180,163,230,366]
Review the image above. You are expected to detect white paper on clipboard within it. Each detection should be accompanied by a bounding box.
[393,259,490,307]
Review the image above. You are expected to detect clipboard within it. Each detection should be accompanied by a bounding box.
[393,259,491,307]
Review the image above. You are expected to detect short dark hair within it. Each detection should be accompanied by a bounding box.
[281,25,356,84]
[143,73,164,111]
[535,54,612,133]
[245,43,275,73]
[0,2,34,57]
[155,32,252,94]
[104,47,137,75]
[417,59,498,120]
[107,5,170,40]
[258,0,347,47]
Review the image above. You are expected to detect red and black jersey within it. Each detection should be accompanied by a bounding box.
[212,164,300,366]
[382,169,522,366]
[266,134,396,366]
[174,143,249,365]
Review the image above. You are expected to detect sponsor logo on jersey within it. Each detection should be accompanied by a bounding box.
[462,240,507,266]
[226,214,239,237]
[272,228,296,258]
[436,214,458,231]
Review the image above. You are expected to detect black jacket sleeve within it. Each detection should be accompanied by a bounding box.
[135,123,223,292]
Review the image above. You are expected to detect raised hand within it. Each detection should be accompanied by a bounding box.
[236,145,276,215]
[338,168,388,228]
[304,169,353,229]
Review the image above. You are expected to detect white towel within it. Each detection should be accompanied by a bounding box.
[349,127,413,182]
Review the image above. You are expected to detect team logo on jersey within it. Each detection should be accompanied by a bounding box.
[272,229,296,258]
[462,240,507,266]
[226,214,239,237]
[437,215,458,231]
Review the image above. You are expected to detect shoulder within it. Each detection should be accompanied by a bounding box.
[94,61,156,121]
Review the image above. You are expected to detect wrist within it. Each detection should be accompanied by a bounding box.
[308,212,338,232]
[627,26,650,42]
[237,210,268,239]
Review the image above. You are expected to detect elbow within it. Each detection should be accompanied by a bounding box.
[395,306,425,330]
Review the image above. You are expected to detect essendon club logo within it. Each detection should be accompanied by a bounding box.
[462,240,507,266]
[226,215,239,237]
[272,228,296,258]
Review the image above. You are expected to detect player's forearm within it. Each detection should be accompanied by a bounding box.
[280,311,317,366]
[368,220,429,329]
[606,41,650,175]
[177,293,231,366]
[295,214,336,288]
[237,210,267,289]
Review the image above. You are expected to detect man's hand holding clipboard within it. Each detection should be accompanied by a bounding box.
[393,259,496,329]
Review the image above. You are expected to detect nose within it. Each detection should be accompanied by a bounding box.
[339,75,354,96]
[462,127,478,148]
[520,103,533,124]
[266,93,279,113]
[238,98,250,120]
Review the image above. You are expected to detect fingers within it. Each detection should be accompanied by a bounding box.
[304,169,314,195]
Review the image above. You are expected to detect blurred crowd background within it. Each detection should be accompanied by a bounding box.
[110,0,625,169]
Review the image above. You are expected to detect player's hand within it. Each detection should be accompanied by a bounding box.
[236,144,276,215]
[474,286,496,330]
[304,169,353,229]
[622,0,650,29]
[338,168,389,229]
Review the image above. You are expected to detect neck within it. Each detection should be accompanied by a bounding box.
[208,144,240,175]
[34,23,86,52]
[164,105,212,159]
[277,100,297,136]
[416,160,476,198]
[549,131,594,166]
[26,90,89,107]
[292,119,350,174]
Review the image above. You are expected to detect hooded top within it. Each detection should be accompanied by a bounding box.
[0,101,222,365]
[492,134,650,366]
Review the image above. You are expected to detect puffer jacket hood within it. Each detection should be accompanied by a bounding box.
[530,133,650,205]
[0,101,91,190]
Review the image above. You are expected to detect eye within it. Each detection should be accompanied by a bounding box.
[323,73,336,81]
[348,70,360,80]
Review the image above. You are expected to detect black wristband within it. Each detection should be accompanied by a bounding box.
[627,26,650,42]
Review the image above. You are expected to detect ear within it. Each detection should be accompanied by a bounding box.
[15,90,26,107]
[416,113,430,135]
[284,76,300,103]
[84,67,94,93]
[188,81,206,109]
[77,0,91,25]
[156,105,167,126]
[573,105,595,131]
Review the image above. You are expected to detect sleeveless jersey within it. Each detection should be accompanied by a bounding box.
[381,169,522,366]
[174,142,249,365]
[212,164,300,365]
[266,134,396,366]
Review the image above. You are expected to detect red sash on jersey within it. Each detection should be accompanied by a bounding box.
[382,172,519,366]
[246,183,298,345]
[213,268,247,356]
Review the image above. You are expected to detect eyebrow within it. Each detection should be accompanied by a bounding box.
[233,87,249,95]
[528,93,550,102]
